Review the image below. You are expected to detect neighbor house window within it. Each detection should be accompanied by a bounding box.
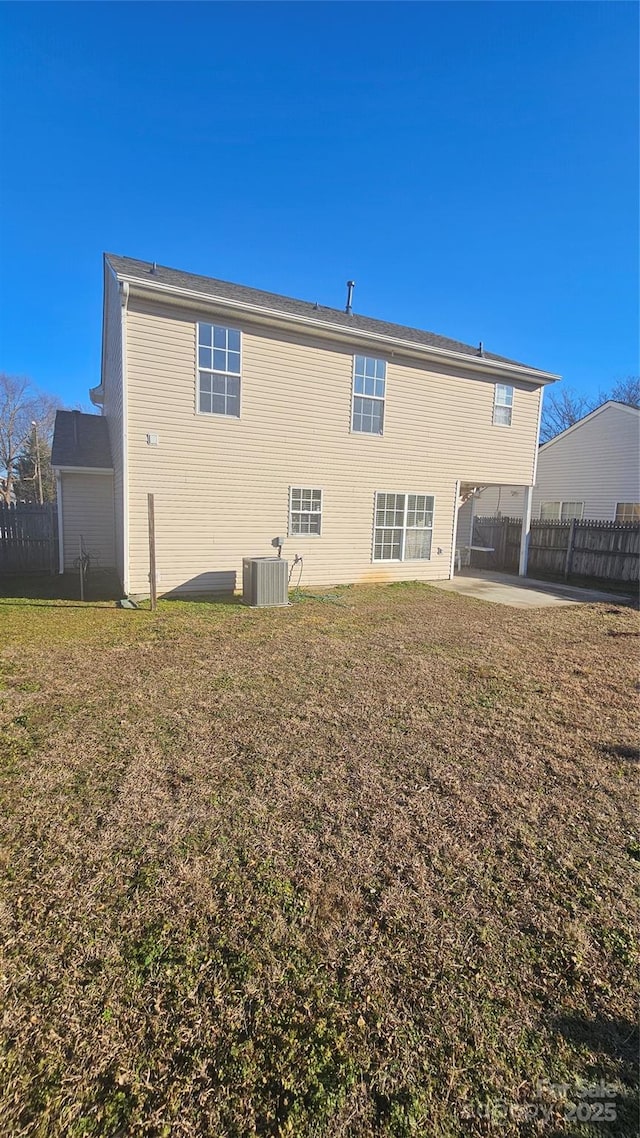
[352,355,386,434]
[493,384,514,426]
[540,501,584,521]
[289,488,322,535]
[198,323,241,416]
[373,493,434,561]
[615,502,640,522]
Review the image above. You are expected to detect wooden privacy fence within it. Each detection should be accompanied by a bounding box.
[0,502,58,574]
[472,516,640,585]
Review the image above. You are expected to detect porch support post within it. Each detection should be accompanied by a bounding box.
[518,485,533,576]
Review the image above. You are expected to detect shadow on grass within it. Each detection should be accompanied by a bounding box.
[0,571,122,605]
[549,1010,639,1136]
[598,743,639,762]
[161,592,244,608]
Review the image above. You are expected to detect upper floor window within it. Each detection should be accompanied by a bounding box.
[198,323,241,417]
[493,383,513,427]
[540,501,584,521]
[352,355,385,434]
[289,487,322,535]
[615,502,640,522]
[373,492,434,561]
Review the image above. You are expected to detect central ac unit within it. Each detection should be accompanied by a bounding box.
[242,557,289,607]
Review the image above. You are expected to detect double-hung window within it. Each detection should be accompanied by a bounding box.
[493,384,514,426]
[352,355,385,434]
[615,502,640,522]
[289,488,322,535]
[540,501,584,521]
[373,493,434,561]
[198,323,241,417]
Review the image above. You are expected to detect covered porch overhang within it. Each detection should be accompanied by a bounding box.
[452,481,534,578]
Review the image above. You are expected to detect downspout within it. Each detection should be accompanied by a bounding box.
[120,281,130,595]
[56,470,64,573]
[449,480,460,579]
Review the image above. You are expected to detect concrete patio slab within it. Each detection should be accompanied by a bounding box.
[432,570,635,609]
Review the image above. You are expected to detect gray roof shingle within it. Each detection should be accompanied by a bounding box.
[51,411,113,469]
[106,253,549,373]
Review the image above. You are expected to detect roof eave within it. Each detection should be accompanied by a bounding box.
[114,271,560,386]
[52,464,114,474]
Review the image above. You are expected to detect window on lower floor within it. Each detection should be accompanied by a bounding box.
[540,500,584,521]
[493,383,514,426]
[197,322,241,416]
[615,502,640,522]
[373,492,434,561]
[289,487,322,535]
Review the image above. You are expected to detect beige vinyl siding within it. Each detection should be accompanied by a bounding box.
[478,404,640,521]
[476,485,526,518]
[60,472,115,571]
[124,299,543,595]
[101,264,125,585]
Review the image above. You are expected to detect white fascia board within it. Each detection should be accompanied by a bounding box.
[118,274,560,386]
[53,465,114,474]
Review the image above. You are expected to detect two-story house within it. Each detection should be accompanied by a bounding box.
[52,254,558,597]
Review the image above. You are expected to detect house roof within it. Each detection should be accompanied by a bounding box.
[105,253,558,381]
[540,400,640,452]
[51,411,113,469]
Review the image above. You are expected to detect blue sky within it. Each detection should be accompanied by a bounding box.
[0,2,637,409]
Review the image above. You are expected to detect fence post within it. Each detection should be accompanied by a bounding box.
[500,516,509,570]
[564,517,577,581]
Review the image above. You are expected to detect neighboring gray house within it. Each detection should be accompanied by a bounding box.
[51,410,116,573]
[473,401,640,524]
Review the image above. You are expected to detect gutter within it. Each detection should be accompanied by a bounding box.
[52,466,114,474]
[116,274,560,386]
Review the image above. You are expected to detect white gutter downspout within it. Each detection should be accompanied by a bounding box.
[120,281,130,595]
[56,470,64,573]
[449,480,460,580]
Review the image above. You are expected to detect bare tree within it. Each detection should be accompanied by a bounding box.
[540,386,596,444]
[0,374,59,505]
[540,376,640,444]
[605,375,640,408]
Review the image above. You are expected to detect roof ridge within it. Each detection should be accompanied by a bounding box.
[104,252,558,378]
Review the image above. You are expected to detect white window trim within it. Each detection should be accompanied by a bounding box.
[350,355,387,437]
[493,383,514,427]
[288,486,323,537]
[196,321,243,419]
[372,491,435,563]
[539,500,584,521]
[614,502,640,522]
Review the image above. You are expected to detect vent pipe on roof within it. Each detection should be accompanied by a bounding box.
[150,261,157,274]
[478,341,484,357]
[345,280,355,316]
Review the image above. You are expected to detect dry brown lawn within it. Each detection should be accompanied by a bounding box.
[0,582,638,1137]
